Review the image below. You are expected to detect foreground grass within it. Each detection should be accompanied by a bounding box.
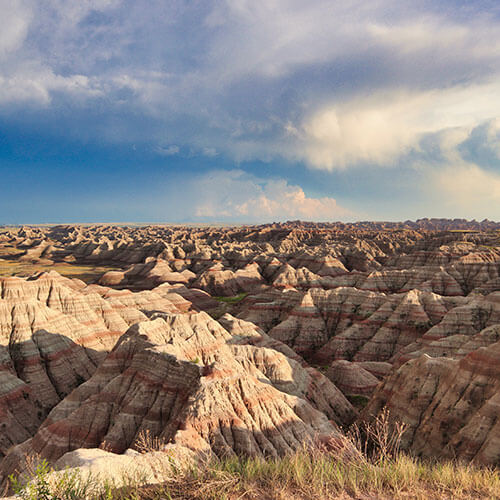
[145,452,500,500]
[11,450,500,500]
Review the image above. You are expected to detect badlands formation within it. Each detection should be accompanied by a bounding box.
[0,218,499,487]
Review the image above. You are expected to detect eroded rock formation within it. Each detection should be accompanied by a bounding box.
[0,311,353,480]
[0,219,499,474]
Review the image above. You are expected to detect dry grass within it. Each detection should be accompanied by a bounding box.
[0,260,120,283]
[11,412,500,499]
[146,413,498,500]
[147,452,500,500]
[11,451,500,500]
[133,430,168,454]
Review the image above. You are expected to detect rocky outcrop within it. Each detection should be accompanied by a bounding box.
[99,258,196,289]
[272,264,324,289]
[364,340,500,465]
[268,292,328,357]
[0,273,188,456]
[395,292,500,366]
[0,220,499,470]
[2,222,499,299]
[193,262,264,296]
[325,360,380,396]
[245,286,463,364]
[0,311,354,480]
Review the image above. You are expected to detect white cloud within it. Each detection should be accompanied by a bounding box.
[155,144,179,156]
[432,164,500,218]
[0,0,32,57]
[368,17,500,60]
[289,93,423,169]
[184,170,351,221]
[205,2,500,82]
[286,81,500,170]
[0,68,103,105]
[3,0,500,178]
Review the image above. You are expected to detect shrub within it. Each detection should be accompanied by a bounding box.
[9,458,104,500]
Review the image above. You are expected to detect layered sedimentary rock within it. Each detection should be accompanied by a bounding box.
[0,311,354,480]
[267,292,328,357]
[0,219,499,471]
[242,286,464,364]
[272,264,325,289]
[99,257,196,289]
[325,360,380,396]
[364,340,500,465]
[395,292,500,366]
[2,221,499,300]
[0,273,188,456]
[193,262,264,296]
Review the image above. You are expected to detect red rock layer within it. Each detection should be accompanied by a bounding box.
[0,273,188,456]
[363,339,500,465]
[0,312,355,481]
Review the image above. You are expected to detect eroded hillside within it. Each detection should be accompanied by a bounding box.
[0,219,499,490]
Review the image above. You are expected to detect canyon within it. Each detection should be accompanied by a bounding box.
[0,219,499,490]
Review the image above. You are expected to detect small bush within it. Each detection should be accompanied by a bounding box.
[346,394,370,410]
[133,430,167,454]
[9,458,106,500]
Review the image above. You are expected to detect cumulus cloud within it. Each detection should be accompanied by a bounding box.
[176,170,352,222]
[284,81,500,169]
[288,93,424,169]
[2,0,500,168]
[432,164,500,218]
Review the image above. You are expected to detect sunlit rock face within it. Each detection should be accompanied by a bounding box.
[0,219,499,473]
[0,311,354,481]
[0,273,188,456]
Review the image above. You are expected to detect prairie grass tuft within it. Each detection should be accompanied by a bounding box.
[9,410,500,499]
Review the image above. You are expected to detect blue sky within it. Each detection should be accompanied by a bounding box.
[1,0,500,223]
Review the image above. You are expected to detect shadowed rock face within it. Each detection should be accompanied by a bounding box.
[364,339,500,465]
[0,273,191,456]
[0,312,354,480]
[0,220,499,470]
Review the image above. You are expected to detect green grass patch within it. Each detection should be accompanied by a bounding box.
[346,394,371,410]
[214,292,249,304]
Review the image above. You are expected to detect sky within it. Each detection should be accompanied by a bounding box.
[1,0,500,223]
